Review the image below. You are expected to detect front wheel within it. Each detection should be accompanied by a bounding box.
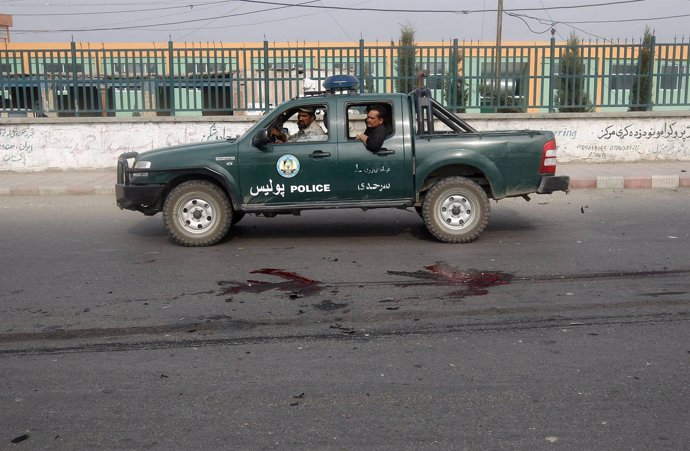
[163,180,232,246]
[422,177,490,243]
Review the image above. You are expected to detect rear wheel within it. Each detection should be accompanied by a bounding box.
[163,180,232,246]
[422,177,490,243]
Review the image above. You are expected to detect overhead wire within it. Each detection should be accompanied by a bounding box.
[8,0,687,41]
[7,0,646,21]
[506,8,690,42]
[5,0,236,17]
[213,0,646,14]
[11,0,325,33]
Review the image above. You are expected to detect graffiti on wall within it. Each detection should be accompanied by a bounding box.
[202,123,236,142]
[1,117,689,171]
[547,119,690,162]
[0,126,36,164]
[0,121,253,171]
[597,122,690,141]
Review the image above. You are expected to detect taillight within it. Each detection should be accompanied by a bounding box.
[539,139,558,174]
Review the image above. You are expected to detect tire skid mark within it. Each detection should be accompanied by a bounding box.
[1,311,688,357]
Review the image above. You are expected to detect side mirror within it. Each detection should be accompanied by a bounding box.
[252,128,271,147]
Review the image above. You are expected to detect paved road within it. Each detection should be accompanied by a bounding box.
[1,191,689,449]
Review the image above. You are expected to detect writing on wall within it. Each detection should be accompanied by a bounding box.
[561,119,690,161]
[597,122,690,140]
[1,116,689,171]
[0,122,253,171]
[202,123,236,142]
[0,126,36,164]
[474,117,690,162]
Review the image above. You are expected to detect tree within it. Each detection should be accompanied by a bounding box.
[362,63,375,93]
[444,72,468,113]
[395,23,417,93]
[557,33,593,112]
[443,49,468,113]
[629,27,654,111]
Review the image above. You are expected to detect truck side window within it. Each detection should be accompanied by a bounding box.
[270,104,328,143]
[346,103,394,140]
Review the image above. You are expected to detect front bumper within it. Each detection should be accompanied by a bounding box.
[116,183,166,214]
[116,152,165,215]
[537,175,570,194]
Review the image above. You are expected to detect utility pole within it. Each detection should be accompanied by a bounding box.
[496,0,503,48]
[493,0,504,112]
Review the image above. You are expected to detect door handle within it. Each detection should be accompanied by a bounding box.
[309,150,331,158]
[375,148,395,156]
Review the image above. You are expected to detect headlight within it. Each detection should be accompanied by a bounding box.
[132,160,151,177]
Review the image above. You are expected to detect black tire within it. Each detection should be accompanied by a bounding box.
[163,180,232,246]
[422,177,490,243]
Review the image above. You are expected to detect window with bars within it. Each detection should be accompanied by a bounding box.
[659,64,685,90]
[42,62,85,74]
[111,62,158,76]
[421,62,446,90]
[480,61,528,98]
[185,62,227,74]
[0,63,14,74]
[268,62,304,71]
[608,63,636,90]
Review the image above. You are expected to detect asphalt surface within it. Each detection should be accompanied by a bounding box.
[1,161,689,195]
[0,191,689,449]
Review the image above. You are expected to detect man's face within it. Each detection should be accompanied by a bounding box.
[366,110,384,128]
[296,111,315,130]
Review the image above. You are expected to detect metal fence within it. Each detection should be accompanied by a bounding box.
[1,38,688,117]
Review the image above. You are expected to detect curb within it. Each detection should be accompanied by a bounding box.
[569,175,690,190]
[0,186,115,196]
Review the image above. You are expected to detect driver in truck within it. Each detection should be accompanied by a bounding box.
[270,106,327,143]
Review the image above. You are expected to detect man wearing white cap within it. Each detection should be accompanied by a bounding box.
[271,107,327,143]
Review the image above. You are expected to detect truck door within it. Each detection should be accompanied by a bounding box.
[238,102,338,206]
[336,99,408,201]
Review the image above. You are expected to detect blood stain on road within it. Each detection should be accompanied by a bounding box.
[218,268,323,300]
[218,264,511,302]
[388,263,513,298]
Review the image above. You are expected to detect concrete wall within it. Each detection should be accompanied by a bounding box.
[1,112,689,172]
[471,112,690,164]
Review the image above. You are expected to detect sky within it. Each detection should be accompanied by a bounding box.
[1,0,689,44]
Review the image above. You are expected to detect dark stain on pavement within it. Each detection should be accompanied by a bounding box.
[312,300,349,311]
[217,264,511,302]
[219,268,323,300]
[388,263,513,298]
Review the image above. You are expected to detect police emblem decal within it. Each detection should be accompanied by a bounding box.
[277,154,300,178]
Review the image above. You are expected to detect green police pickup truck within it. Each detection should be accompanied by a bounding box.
[116,75,569,246]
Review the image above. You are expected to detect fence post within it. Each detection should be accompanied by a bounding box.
[493,45,501,112]
[263,40,270,114]
[646,35,656,111]
[548,34,556,113]
[167,40,175,116]
[452,39,460,112]
[359,39,365,93]
[70,41,79,116]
